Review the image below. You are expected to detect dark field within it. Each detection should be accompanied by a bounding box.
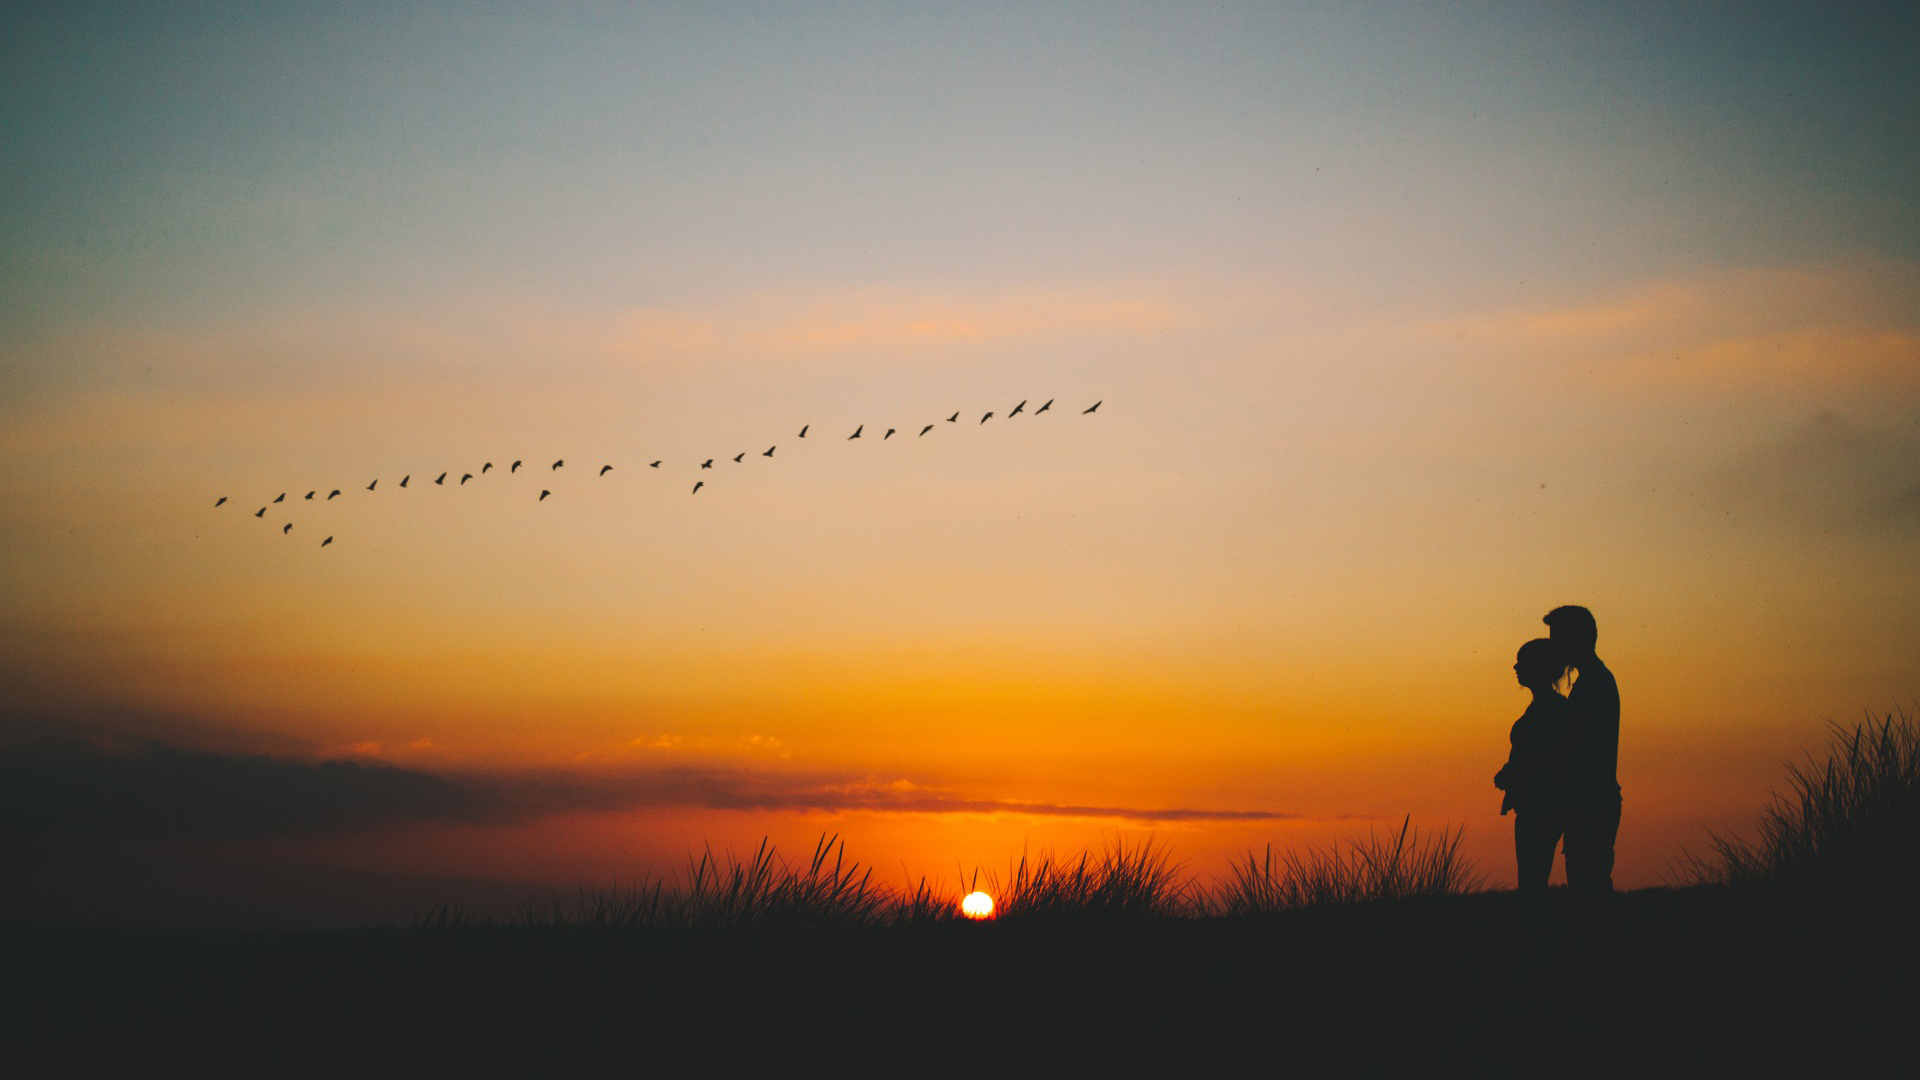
[8,886,1912,1072]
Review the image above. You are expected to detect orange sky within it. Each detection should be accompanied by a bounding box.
[4,5,1917,926]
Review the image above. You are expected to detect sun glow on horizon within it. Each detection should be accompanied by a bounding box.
[961,891,995,920]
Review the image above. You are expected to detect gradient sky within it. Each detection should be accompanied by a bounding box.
[4,1,1917,928]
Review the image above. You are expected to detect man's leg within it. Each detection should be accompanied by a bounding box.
[1564,801,1621,894]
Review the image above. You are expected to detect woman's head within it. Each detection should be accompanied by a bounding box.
[1514,637,1567,691]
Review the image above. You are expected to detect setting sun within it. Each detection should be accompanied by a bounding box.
[960,892,995,920]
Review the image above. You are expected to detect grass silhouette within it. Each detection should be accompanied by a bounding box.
[1683,705,1920,893]
[1212,815,1483,915]
[418,823,1486,933]
[986,836,1197,919]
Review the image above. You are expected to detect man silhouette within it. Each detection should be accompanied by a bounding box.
[1544,605,1621,893]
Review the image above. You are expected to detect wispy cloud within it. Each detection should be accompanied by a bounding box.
[0,725,1294,841]
[1709,410,1920,531]
[1420,259,1920,396]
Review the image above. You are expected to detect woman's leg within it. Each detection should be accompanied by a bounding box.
[1515,812,1561,894]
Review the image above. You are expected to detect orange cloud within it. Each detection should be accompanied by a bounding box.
[1420,259,1920,396]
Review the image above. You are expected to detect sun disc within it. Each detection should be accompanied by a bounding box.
[960,891,994,920]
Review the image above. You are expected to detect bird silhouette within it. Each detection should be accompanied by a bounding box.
[1036,399,1053,414]
[1083,400,1101,414]
[366,479,376,491]
[552,460,564,470]
[885,428,896,440]
[947,412,959,422]
[321,536,332,547]
[283,523,292,535]
[400,475,409,487]
[214,497,227,507]
[733,452,745,462]
[460,474,473,485]
[482,463,493,473]
[763,446,775,457]
[255,507,266,518]
[799,425,809,438]
[700,459,714,469]
[511,460,522,473]
[650,461,661,468]
[919,424,933,437]
[539,489,551,501]
[328,489,341,499]
[600,465,613,476]
[1010,400,1026,417]
[980,412,993,424]
[273,493,286,503]
[849,425,863,439]
[692,481,704,494]
[435,473,447,485]
[305,491,316,500]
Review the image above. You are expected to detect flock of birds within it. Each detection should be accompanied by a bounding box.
[212,397,1103,547]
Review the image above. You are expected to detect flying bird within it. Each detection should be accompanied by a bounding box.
[650,461,661,468]
[511,460,522,473]
[321,536,332,547]
[1009,400,1026,417]
[482,463,493,473]
[980,412,993,424]
[882,429,894,440]
[255,507,266,518]
[1036,399,1053,414]
[947,412,958,422]
[700,459,714,469]
[366,479,376,491]
[305,491,316,500]
[799,425,809,438]
[763,446,775,457]
[692,481,704,494]
[919,425,933,437]
[539,490,551,501]
[733,452,744,463]
[849,425,863,439]
[400,475,409,487]
[460,474,473,485]
[328,489,341,500]
[1083,400,1101,414]
[283,523,292,535]
[273,493,286,503]
[435,473,447,485]
[214,497,227,507]
[552,460,564,470]
[600,465,613,476]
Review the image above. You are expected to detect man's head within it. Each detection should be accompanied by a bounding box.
[1543,605,1598,665]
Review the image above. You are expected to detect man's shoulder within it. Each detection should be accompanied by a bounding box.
[1574,659,1618,692]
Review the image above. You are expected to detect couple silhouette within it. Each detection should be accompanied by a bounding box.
[1495,605,1622,896]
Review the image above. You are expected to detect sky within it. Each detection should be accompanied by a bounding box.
[3,1,1917,929]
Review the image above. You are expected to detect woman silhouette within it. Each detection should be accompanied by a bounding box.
[1494,638,1573,896]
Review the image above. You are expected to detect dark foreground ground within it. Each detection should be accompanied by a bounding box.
[6,886,1914,1073]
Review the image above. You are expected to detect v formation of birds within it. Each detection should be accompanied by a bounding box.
[212,397,1101,547]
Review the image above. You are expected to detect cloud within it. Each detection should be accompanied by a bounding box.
[1420,259,1920,397]
[0,736,494,839]
[0,730,1293,841]
[1709,411,1920,530]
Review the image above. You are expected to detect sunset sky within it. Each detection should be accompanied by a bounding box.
[4,2,1916,928]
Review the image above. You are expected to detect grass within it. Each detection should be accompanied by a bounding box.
[420,834,903,932]
[987,836,1198,919]
[418,822,1488,933]
[1682,706,1920,893]
[1211,816,1484,915]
